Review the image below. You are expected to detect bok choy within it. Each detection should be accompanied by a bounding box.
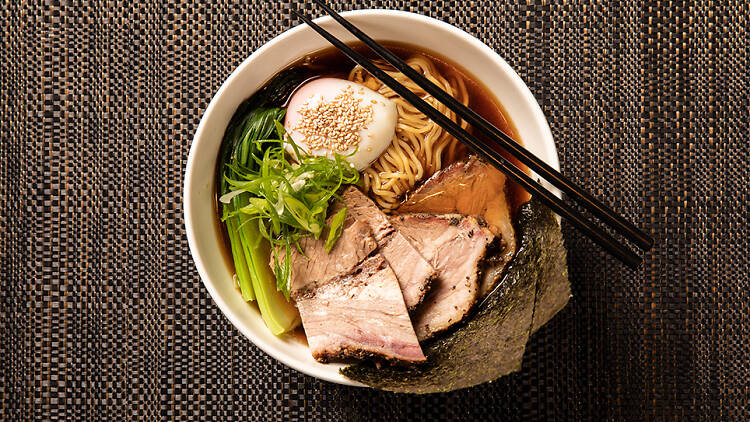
[220,107,300,334]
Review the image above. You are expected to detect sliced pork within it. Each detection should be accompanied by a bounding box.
[391,214,495,341]
[287,218,377,288]
[288,219,425,364]
[337,186,435,310]
[399,157,517,297]
[293,254,425,363]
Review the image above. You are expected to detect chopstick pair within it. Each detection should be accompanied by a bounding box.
[292,1,653,269]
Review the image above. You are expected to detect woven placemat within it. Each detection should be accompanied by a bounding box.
[1,1,748,420]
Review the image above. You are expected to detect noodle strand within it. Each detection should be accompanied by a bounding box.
[349,56,469,211]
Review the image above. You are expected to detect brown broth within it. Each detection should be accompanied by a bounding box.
[216,41,530,276]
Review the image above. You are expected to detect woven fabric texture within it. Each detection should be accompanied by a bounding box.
[1,1,748,420]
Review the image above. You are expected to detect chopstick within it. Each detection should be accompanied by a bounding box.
[291,10,644,269]
[310,0,653,252]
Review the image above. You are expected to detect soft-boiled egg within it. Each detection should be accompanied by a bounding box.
[284,78,397,170]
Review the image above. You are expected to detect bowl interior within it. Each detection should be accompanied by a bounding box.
[184,9,558,386]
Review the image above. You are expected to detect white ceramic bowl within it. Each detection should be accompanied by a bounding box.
[184,9,558,387]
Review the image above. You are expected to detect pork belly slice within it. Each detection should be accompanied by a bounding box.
[336,186,435,310]
[292,254,426,364]
[391,214,495,341]
[399,156,516,297]
[286,218,377,289]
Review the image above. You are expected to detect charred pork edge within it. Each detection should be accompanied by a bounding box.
[408,271,438,313]
[313,344,425,365]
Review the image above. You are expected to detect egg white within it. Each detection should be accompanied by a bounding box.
[284,78,397,170]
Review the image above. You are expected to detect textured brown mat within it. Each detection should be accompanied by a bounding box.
[1,1,748,420]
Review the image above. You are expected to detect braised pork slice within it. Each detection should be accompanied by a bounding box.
[287,219,425,364]
[287,218,377,289]
[292,254,425,363]
[337,186,435,310]
[391,214,495,341]
[399,157,516,297]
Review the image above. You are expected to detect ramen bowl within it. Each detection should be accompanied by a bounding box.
[184,9,558,386]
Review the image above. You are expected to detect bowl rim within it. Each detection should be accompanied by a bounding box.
[184,8,558,386]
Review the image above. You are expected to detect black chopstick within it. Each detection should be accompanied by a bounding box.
[292,10,642,268]
[311,0,653,252]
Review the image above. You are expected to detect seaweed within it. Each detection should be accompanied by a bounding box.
[529,215,571,334]
[341,198,570,393]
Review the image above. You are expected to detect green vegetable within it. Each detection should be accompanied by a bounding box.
[325,208,347,253]
[341,198,571,393]
[244,221,300,335]
[224,213,254,301]
[218,69,307,334]
[224,122,359,297]
[221,108,287,302]
[220,107,301,334]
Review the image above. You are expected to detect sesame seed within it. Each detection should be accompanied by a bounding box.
[293,85,374,152]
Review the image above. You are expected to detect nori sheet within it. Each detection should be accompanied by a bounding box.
[529,214,571,334]
[341,198,570,393]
